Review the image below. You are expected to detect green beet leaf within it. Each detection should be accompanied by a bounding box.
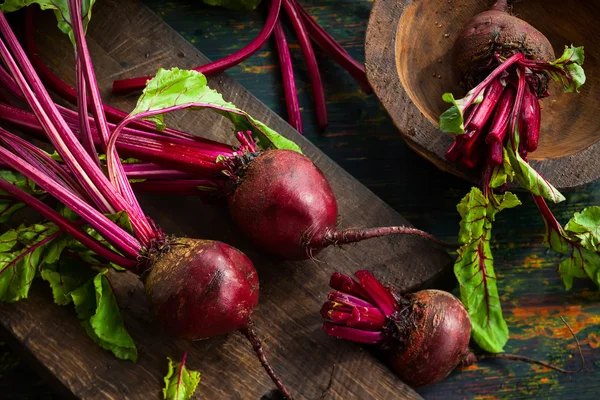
[548,45,586,93]
[163,354,201,400]
[70,269,137,362]
[130,68,302,153]
[506,129,565,204]
[0,224,62,302]
[0,0,96,45]
[203,0,263,11]
[454,187,521,353]
[564,207,600,251]
[58,208,132,271]
[489,148,514,189]
[41,256,97,306]
[439,89,484,135]
[0,170,43,223]
[542,206,600,290]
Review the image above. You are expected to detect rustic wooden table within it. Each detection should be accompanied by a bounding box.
[2,0,599,398]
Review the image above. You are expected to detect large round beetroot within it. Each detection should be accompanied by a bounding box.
[228,149,451,260]
[145,238,259,339]
[453,0,555,87]
[228,149,338,260]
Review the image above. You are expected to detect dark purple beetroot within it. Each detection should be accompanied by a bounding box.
[385,290,471,387]
[453,0,555,88]
[322,271,471,387]
[321,271,580,388]
[145,238,295,398]
[145,238,259,340]
[228,150,451,260]
[228,149,337,260]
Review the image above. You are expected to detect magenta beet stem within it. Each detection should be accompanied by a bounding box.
[329,272,372,301]
[75,58,99,166]
[486,85,515,144]
[520,83,541,153]
[0,146,142,259]
[111,0,283,93]
[462,53,524,112]
[531,194,565,235]
[22,9,193,141]
[273,20,303,133]
[131,179,221,197]
[328,290,374,309]
[68,0,151,241]
[321,306,352,324]
[0,178,137,270]
[348,306,387,331]
[293,0,372,94]
[122,163,198,180]
[509,66,527,150]
[353,270,398,318]
[487,140,504,166]
[466,78,505,136]
[322,322,383,344]
[282,0,328,129]
[0,102,229,178]
[445,139,462,162]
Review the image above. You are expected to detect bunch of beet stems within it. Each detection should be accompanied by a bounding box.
[445,53,540,170]
[0,14,451,261]
[0,3,295,397]
[443,50,582,238]
[27,0,372,133]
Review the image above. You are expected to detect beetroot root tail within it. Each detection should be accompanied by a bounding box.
[241,324,294,400]
[319,226,457,249]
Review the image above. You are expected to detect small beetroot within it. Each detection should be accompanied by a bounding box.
[321,271,583,387]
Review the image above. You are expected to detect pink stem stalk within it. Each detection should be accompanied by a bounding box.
[274,20,303,133]
[75,58,100,166]
[322,322,383,344]
[353,270,398,318]
[328,272,371,300]
[0,145,142,259]
[131,179,221,197]
[111,0,283,93]
[68,0,154,244]
[282,0,328,129]
[293,0,371,93]
[23,8,197,141]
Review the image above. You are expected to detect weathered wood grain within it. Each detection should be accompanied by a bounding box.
[0,0,452,399]
[365,0,600,190]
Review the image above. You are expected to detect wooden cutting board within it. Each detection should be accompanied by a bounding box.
[0,1,452,398]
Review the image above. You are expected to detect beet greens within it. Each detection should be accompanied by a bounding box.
[440,0,594,354]
[163,352,201,400]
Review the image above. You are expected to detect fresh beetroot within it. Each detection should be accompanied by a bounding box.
[145,239,259,340]
[227,149,452,260]
[144,238,292,398]
[322,271,583,387]
[442,0,584,171]
[322,271,471,386]
[453,0,554,88]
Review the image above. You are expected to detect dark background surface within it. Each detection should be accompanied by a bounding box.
[1,0,599,398]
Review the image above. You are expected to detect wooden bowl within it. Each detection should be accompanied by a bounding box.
[365,0,600,190]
